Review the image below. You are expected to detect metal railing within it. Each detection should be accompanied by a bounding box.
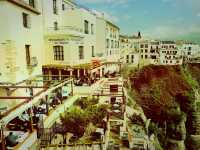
[46,26,83,34]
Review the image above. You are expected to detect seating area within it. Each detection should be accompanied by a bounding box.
[5,131,29,149]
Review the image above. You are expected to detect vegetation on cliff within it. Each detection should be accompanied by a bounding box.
[125,64,200,150]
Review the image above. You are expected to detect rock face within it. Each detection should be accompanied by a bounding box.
[128,64,200,150]
[186,111,200,149]
[165,118,186,150]
[165,139,185,150]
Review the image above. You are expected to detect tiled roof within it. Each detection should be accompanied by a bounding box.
[7,0,40,14]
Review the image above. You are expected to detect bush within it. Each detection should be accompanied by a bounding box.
[86,104,108,125]
[74,97,99,109]
[60,106,88,137]
[60,103,108,137]
[129,114,144,126]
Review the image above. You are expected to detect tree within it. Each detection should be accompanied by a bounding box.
[60,106,88,137]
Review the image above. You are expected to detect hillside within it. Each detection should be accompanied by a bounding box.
[127,64,200,150]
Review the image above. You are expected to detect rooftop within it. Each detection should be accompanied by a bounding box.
[6,0,40,14]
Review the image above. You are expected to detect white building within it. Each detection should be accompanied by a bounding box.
[158,41,182,65]
[138,40,160,65]
[95,14,121,75]
[159,48,183,65]
[42,0,97,78]
[96,14,120,60]
[105,21,120,62]
[0,0,44,83]
[119,35,141,66]
[180,43,200,62]
[119,34,141,50]
[133,40,184,66]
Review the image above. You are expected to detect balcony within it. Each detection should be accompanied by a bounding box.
[8,0,40,14]
[45,26,84,37]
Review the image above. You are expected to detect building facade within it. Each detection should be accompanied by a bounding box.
[180,43,200,62]
[42,0,97,79]
[119,35,141,66]
[159,48,183,65]
[105,21,120,62]
[0,0,44,83]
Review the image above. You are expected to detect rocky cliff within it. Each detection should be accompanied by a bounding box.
[128,64,200,150]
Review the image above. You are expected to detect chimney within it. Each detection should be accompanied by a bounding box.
[138,31,141,39]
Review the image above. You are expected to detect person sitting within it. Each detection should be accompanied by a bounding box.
[6,132,18,147]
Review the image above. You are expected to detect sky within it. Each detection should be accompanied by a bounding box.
[76,0,200,42]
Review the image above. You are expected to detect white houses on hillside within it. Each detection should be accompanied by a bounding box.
[138,40,160,65]
[159,41,183,65]
[180,43,200,62]
[159,48,183,65]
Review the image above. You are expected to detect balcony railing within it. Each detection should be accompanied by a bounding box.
[9,0,40,14]
[46,26,84,36]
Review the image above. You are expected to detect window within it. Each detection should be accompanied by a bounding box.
[53,46,64,61]
[84,20,89,34]
[92,46,95,57]
[111,40,113,48]
[25,45,31,66]
[54,21,58,30]
[62,4,65,10]
[79,46,84,59]
[150,49,155,53]
[126,55,129,63]
[145,44,148,48]
[131,55,134,63]
[145,55,148,59]
[145,49,148,53]
[141,55,143,59]
[140,44,144,48]
[91,24,94,34]
[29,0,35,8]
[106,39,109,48]
[110,85,118,93]
[22,13,30,28]
[53,0,57,14]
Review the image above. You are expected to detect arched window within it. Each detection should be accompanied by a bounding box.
[53,45,64,61]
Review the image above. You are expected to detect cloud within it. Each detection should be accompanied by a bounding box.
[144,24,200,40]
[79,0,129,4]
[92,10,119,23]
[161,0,200,10]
